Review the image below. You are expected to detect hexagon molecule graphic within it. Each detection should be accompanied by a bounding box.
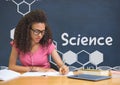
[18,1,30,15]
[63,50,77,65]
[89,50,103,65]
[11,0,37,16]
[10,28,15,39]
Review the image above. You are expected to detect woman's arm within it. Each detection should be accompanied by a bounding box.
[9,46,56,72]
[51,49,69,74]
[8,46,31,72]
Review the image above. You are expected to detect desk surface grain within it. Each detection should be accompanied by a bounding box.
[0,76,120,85]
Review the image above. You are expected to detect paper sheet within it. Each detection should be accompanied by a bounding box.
[0,69,20,81]
[0,69,74,81]
[21,71,74,76]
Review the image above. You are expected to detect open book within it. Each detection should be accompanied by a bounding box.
[0,69,73,81]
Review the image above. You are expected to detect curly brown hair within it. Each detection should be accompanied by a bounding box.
[14,9,53,53]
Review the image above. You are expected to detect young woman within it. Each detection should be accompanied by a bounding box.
[9,9,69,74]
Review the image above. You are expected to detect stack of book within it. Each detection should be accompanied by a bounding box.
[74,69,111,76]
[111,70,120,78]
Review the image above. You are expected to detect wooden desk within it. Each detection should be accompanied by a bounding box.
[0,76,120,85]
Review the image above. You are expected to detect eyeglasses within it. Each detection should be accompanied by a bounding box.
[31,28,45,36]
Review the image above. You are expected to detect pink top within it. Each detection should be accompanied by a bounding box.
[10,41,56,68]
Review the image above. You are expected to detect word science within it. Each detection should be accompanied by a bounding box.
[61,33,113,46]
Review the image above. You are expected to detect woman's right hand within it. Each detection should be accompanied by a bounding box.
[59,65,69,75]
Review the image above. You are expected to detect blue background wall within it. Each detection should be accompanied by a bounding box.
[0,0,120,70]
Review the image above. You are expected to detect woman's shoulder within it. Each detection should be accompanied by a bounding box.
[10,40,20,53]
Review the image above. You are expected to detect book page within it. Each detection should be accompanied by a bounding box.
[0,69,21,81]
[44,71,74,76]
[21,72,46,76]
[21,71,74,76]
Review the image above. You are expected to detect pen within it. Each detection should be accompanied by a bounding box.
[62,59,66,68]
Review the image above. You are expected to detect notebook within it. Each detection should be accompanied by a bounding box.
[67,74,111,81]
